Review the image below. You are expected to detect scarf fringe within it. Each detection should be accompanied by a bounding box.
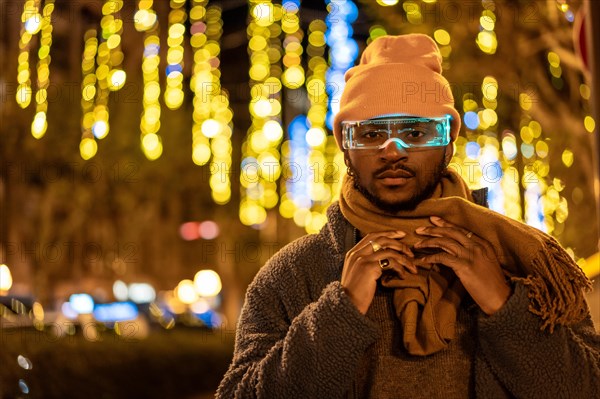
[511,237,592,333]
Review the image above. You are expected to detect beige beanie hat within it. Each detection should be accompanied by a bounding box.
[333,34,461,149]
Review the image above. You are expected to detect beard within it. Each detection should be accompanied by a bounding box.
[348,156,447,213]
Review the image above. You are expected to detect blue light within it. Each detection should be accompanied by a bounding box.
[241,156,258,168]
[287,115,311,207]
[325,24,351,45]
[465,141,481,159]
[282,0,300,11]
[331,40,359,69]
[325,0,358,23]
[464,111,479,130]
[325,70,345,95]
[143,44,159,57]
[69,293,94,314]
[166,63,182,76]
[93,302,139,323]
[194,309,221,328]
[565,10,574,23]
[325,1,359,131]
[288,115,309,141]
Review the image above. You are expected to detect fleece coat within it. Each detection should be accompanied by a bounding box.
[216,200,600,399]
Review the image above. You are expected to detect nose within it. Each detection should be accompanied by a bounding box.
[379,138,409,161]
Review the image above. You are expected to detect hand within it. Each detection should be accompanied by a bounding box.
[414,216,512,316]
[341,231,416,314]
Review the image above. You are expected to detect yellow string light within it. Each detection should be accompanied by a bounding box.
[476,7,497,55]
[164,0,187,110]
[31,0,55,139]
[80,29,99,159]
[16,0,41,110]
[303,19,336,234]
[17,0,55,140]
[240,0,283,226]
[189,1,234,204]
[136,0,163,160]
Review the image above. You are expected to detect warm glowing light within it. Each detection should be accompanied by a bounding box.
[305,127,326,147]
[193,144,211,165]
[480,11,496,31]
[24,15,42,34]
[31,112,47,139]
[562,149,574,167]
[584,116,596,133]
[199,221,220,239]
[519,93,533,111]
[502,134,518,160]
[282,65,305,88]
[108,69,126,90]
[263,120,283,142]
[240,202,268,226]
[253,99,273,117]
[476,31,497,54]
[16,85,32,108]
[92,120,109,139]
[32,302,44,321]
[176,279,198,304]
[80,138,98,160]
[376,0,400,5]
[134,9,157,31]
[252,3,273,26]
[193,270,222,297]
[113,280,128,301]
[201,119,221,138]
[0,264,13,292]
[128,283,156,303]
[433,29,450,46]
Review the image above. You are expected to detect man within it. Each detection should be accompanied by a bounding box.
[217,34,599,398]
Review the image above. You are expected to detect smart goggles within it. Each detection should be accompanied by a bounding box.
[341,115,451,150]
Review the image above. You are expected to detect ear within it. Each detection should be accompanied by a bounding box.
[343,150,350,166]
[443,143,454,166]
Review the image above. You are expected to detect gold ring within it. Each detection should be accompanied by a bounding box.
[379,258,392,270]
[466,231,473,239]
[370,240,382,253]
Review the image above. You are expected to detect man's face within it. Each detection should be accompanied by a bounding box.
[345,141,452,213]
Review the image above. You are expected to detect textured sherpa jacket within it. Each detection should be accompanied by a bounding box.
[217,202,600,399]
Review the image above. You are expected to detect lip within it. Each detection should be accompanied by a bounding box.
[376,169,414,186]
[378,170,413,178]
[379,176,411,186]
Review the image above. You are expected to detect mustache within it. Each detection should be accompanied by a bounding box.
[374,163,416,178]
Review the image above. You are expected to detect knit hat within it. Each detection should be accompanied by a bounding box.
[333,34,461,149]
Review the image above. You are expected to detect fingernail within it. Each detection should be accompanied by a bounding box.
[396,230,406,236]
[430,216,441,222]
[415,227,427,234]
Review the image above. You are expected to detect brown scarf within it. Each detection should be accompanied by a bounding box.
[339,169,592,356]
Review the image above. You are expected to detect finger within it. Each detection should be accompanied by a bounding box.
[413,237,463,257]
[430,216,473,242]
[378,257,414,278]
[429,217,500,258]
[382,251,418,273]
[419,251,465,271]
[357,230,406,247]
[415,224,472,248]
[386,260,408,279]
[356,231,410,255]
[372,236,414,257]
